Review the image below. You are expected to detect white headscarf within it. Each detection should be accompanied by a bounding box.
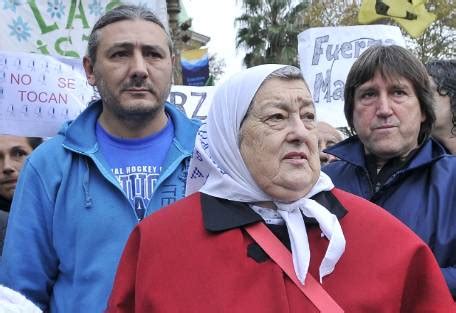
[186,64,345,284]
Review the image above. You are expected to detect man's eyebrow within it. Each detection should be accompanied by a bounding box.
[355,84,376,93]
[142,44,167,54]
[107,42,134,51]
[391,82,411,89]
[106,43,166,53]
[8,145,29,154]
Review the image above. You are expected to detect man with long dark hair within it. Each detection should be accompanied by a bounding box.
[324,45,456,298]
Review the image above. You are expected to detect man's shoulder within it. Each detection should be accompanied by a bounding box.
[411,138,456,171]
[25,135,68,169]
[323,159,357,176]
[429,153,456,175]
[165,103,201,152]
[165,102,202,127]
[332,188,429,245]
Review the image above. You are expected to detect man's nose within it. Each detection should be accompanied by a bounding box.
[376,93,393,117]
[2,156,16,175]
[130,52,148,79]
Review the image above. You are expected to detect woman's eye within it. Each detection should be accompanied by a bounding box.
[269,114,285,121]
[301,112,315,121]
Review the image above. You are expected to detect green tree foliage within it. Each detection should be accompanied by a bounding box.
[236,0,455,66]
[405,0,456,63]
[208,53,226,85]
[297,1,359,27]
[235,0,308,67]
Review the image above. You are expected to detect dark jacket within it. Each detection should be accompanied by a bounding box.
[0,197,10,254]
[323,136,456,297]
[0,196,10,213]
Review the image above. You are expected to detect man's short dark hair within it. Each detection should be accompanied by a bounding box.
[426,59,456,135]
[344,45,435,143]
[86,4,174,64]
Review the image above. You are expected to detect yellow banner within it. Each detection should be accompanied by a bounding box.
[358,0,436,38]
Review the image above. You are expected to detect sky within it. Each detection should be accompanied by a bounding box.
[181,0,245,83]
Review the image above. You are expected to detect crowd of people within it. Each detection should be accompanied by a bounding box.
[0,4,454,312]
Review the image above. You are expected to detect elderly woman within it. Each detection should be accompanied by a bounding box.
[106,65,453,312]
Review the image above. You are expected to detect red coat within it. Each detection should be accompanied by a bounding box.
[107,189,455,312]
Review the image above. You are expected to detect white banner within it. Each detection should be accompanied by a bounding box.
[298,25,405,127]
[0,50,214,137]
[0,1,168,58]
[169,85,212,120]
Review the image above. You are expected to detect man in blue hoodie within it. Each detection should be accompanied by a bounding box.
[323,45,456,298]
[0,5,200,312]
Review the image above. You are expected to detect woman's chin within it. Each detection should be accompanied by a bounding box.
[271,189,309,203]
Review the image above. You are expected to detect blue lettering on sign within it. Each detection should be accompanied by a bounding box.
[311,36,397,103]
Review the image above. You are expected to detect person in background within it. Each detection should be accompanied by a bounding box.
[106,65,454,312]
[0,5,200,312]
[323,45,456,298]
[0,135,42,252]
[316,121,343,166]
[425,59,456,154]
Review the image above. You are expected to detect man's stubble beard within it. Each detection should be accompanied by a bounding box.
[95,74,172,124]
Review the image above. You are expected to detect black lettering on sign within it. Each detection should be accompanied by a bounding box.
[375,0,417,21]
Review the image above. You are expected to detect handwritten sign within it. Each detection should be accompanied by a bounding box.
[0,50,214,137]
[298,25,405,127]
[0,1,168,58]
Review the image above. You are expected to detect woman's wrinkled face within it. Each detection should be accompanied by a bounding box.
[239,78,320,202]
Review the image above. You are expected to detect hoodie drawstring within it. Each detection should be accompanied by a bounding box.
[82,157,93,208]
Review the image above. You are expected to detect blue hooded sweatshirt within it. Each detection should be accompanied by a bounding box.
[0,100,201,312]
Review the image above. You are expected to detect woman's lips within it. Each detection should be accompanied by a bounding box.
[283,152,307,164]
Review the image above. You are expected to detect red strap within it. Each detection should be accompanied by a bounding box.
[245,222,344,313]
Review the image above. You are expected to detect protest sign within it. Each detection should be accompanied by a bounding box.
[0,51,214,137]
[168,85,212,119]
[298,25,405,127]
[0,1,168,58]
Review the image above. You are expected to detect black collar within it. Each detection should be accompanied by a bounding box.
[201,191,347,232]
[0,196,10,213]
[365,148,418,189]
